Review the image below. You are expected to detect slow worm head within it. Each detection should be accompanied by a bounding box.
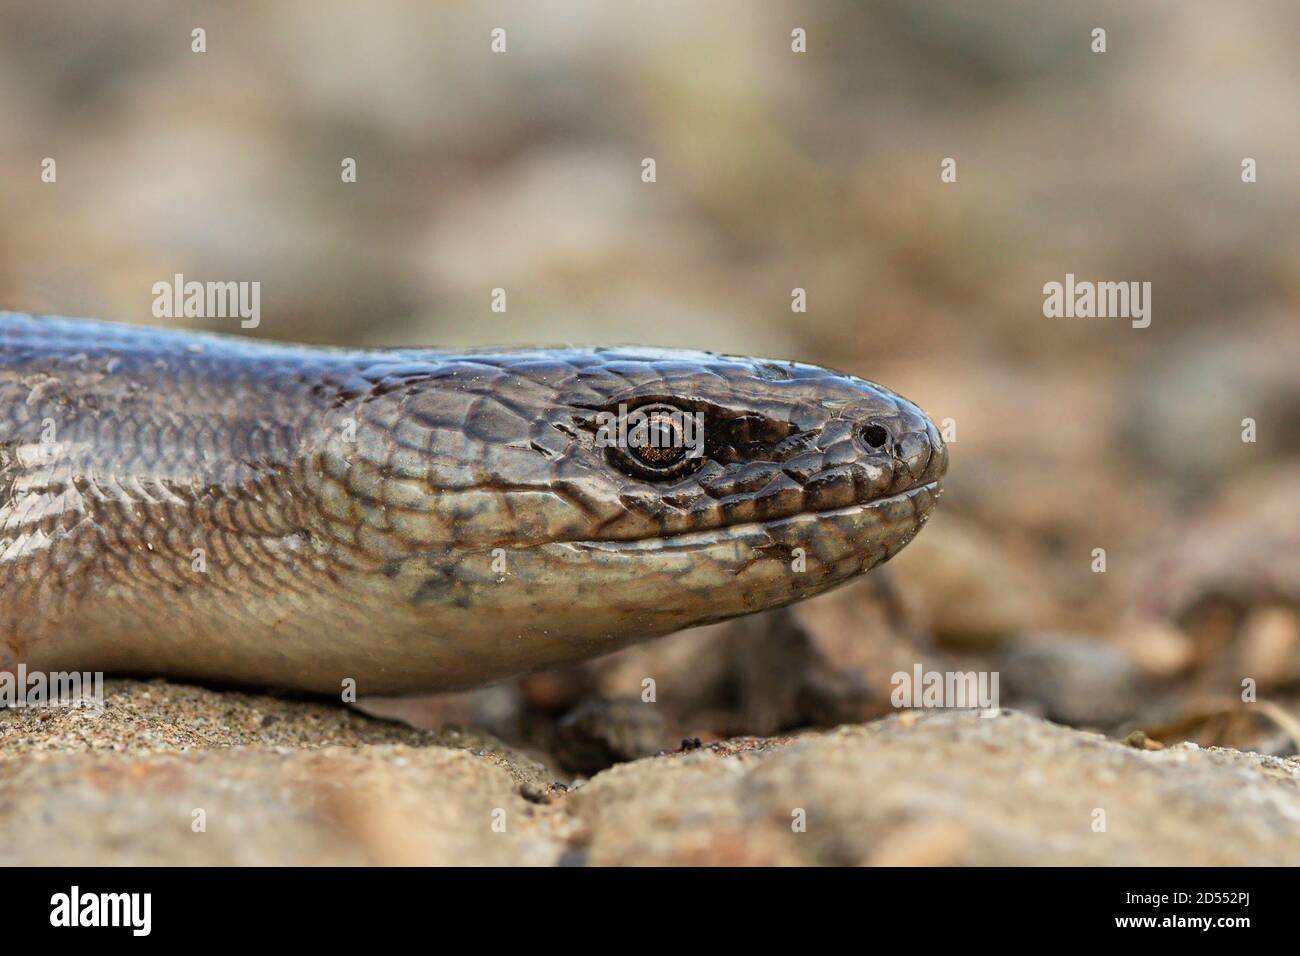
[1,314,946,693]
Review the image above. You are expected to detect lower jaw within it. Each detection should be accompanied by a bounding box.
[520,478,941,649]
[554,480,940,621]
[573,480,941,560]
[328,481,942,693]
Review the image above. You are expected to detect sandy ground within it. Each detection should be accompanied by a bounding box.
[4,678,1300,866]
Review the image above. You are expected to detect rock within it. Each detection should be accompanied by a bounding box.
[998,633,1146,728]
[1126,335,1300,490]
[553,698,674,775]
[1138,465,1300,631]
[1239,607,1300,689]
[1110,618,1196,679]
[5,680,1300,865]
[564,711,1300,866]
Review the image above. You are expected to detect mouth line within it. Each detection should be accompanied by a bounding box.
[567,480,941,553]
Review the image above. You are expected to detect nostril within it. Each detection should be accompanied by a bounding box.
[860,423,890,449]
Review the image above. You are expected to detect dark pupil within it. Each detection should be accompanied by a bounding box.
[632,416,685,466]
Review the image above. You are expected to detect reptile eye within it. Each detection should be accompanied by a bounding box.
[860,423,890,449]
[629,412,686,468]
[602,402,704,480]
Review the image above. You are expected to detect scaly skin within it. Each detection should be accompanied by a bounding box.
[0,313,946,693]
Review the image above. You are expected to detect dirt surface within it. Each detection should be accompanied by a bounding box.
[4,679,1299,866]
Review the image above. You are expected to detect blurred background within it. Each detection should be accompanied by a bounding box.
[2,1,1298,764]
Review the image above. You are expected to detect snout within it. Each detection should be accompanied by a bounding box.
[854,401,948,495]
